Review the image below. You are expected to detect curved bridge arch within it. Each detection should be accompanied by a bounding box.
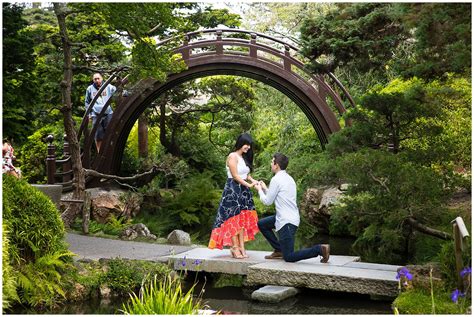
[91,29,355,175]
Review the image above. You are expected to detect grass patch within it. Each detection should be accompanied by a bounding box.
[393,288,470,314]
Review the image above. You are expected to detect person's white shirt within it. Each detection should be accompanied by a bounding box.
[257,170,300,231]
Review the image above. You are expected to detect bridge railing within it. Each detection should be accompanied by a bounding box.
[158,28,355,115]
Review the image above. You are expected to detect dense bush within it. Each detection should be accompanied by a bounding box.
[2,175,74,308]
[313,150,450,263]
[2,224,18,311]
[18,122,65,183]
[2,175,68,261]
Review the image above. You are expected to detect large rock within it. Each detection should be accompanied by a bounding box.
[167,229,191,245]
[120,223,157,241]
[300,187,343,234]
[88,189,141,224]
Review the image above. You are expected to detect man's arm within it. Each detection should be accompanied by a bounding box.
[84,86,91,111]
[257,178,279,206]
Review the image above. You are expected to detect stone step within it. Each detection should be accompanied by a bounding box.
[251,285,300,303]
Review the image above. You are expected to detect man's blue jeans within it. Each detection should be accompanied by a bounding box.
[258,215,322,262]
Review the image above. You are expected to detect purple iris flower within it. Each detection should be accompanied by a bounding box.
[460,267,471,277]
[396,267,413,281]
[181,256,187,267]
[193,259,202,265]
[451,289,465,303]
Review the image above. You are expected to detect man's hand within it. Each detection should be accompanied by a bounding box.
[254,182,262,191]
[259,181,268,191]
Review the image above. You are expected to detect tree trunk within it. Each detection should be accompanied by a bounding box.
[54,3,86,228]
[138,115,148,158]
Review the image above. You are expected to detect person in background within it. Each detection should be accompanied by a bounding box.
[255,152,330,263]
[84,72,116,153]
[2,139,21,178]
[209,133,260,259]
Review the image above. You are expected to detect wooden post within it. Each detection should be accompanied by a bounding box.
[284,45,292,71]
[46,134,56,184]
[63,134,72,182]
[452,217,470,292]
[216,30,223,55]
[250,33,257,58]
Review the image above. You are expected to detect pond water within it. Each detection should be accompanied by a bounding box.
[9,278,393,315]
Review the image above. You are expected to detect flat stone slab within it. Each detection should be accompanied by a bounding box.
[167,248,360,275]
[246,258,401,297]
[251,285,299,303]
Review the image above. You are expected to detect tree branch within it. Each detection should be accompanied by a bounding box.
[406,217,452,240]
[368,171,391,193]
[84,165,165,183]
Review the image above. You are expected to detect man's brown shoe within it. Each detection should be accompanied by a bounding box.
[320,244,330,263]
[264,251,283,259]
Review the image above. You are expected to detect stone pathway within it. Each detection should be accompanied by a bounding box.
[66,232,194,262]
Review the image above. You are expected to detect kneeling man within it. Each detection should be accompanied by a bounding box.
[255,153,330,263]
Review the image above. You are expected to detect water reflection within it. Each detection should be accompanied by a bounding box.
[8,285,392,315]
[202,286,392,315]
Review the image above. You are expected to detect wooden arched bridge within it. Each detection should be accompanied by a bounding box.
[49,29,355,187]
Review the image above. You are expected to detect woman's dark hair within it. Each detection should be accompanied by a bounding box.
[233,133,254,171]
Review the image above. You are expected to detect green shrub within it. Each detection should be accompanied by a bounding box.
[100,258,172,296]
[2,224,18,311]
[2,175,73,308]
[121,274,206,314]
[18,123,64,183]
[2,175,68,262]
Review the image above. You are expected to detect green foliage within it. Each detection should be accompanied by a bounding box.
[300,3,471,81]
[397,3,471,79]
[18,122,65,183]
[101,258,172,296]
[2,175,68,262]
[3,3,38,143]
[393,288,469,314]
[15,251,75,308]
[314,150,449,263]
[121,274,205,315]
[160,172,221,239]
[2,224,18,311]
[2,175,73,308]
[300,3,406,75]
[438,240,472,290]
[88,215,132,236]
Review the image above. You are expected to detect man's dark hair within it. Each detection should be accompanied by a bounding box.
[273,152,289,170]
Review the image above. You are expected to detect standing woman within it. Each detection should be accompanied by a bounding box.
[209,133,259,258]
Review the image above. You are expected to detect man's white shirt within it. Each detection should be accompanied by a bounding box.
[257,170,300,231]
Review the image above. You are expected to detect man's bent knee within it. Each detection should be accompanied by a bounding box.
[283,253,297,263]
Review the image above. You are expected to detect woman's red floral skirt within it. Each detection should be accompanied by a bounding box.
[208,209,259,249]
